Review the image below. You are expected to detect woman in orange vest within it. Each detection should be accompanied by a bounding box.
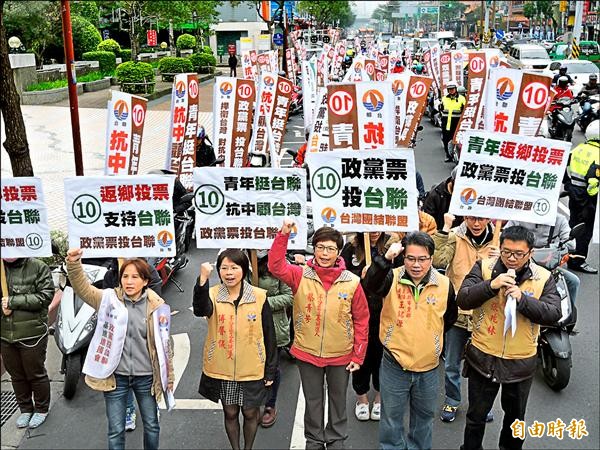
[193,249,277,450]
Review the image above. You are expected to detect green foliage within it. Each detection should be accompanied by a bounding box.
[37,230,68,268]
[82,51,116,74]
[120,49,132,62]
[297,1,355,28]
[201,45,214,55]
[158,57,194,80]
[188,52,216,73]
[176,33,197,50]
[116,61,155,94]
[70,0,100,26]
[97,39,122,56]
[24,71,109,91]
[71,15,102,60]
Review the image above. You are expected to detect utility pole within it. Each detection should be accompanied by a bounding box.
[60,0,83,176]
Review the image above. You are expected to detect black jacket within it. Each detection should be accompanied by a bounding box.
[422,177,462,230]
[458,259,561,383]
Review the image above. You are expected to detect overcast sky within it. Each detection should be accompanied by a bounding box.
[353,1,385,19]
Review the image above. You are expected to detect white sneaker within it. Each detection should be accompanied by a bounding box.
[370,402,381,421]
[355,402,369,421]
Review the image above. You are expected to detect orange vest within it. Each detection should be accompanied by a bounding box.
[379,267,450,372]
[471,258,550,359]
[203,283,267,381]
[293,266,360,358]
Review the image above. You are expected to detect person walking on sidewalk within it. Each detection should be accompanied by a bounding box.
[1,257,54,430]
[229,53,238,77]
[66,249,174,450]
[268,219,370,449]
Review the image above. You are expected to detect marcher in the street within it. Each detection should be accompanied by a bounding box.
[66,249,174,450]
[193,249,277,450]
[364,232,457,450]
[564,119,600,274]
[432,214,499,423]
[422,167,462,231]
[229,53,238,77]
[254,250,293,428]
[340,232,399,422]
[269,220,369,449]
[1,257,54,429]
[457,226,561,450]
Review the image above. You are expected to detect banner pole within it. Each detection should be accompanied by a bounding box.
[363,233,372,266]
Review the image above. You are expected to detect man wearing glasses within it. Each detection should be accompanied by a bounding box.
[432,214,499,424]
[457,226,561,450]
[364,232,457,450]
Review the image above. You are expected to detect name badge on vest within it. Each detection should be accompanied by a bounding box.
[83,290,128,379]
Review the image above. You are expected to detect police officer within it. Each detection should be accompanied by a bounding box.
[440,82,466,162]
[565,119,600,274]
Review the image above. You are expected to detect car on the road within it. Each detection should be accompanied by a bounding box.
[580,40,600,66]
[450,39,477,50]
[549,42,569,60]
[507,43,552,70]
[546,59,600,96]
[540,40,556,50]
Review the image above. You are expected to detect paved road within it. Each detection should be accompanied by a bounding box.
[1,88,598,450]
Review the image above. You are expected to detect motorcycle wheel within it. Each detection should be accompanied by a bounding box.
[63,353,82,399]
[541,347,571,391]
[564,129,573,142]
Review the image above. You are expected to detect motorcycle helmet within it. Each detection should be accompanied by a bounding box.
[457,86,467,96]
[559,64,568,74]
[589,74,598,83]
[395,60,402,67]
[197,126,206,139]
[585,120,600,142]
[446,82,457,93]
[557,76,569,89]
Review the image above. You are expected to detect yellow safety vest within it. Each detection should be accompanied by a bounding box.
[568,141,600,187]
[441,95,466,130]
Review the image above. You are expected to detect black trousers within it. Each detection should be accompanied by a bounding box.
[229,67,237,77]
[462,364,533,450]
[1,335,51,414]
[352,328,382,395]
[568,187,597,263]
[441,118,460,155]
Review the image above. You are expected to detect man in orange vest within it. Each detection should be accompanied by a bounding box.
[457,226,561,450]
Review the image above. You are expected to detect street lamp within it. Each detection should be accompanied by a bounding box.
[8,36,22,54]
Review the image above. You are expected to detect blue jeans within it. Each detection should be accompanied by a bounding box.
[379,352,438,450]
[443,325,470,407]
[104,374,159,450]
[558,267,579,306]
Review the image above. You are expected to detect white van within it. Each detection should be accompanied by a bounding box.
[507,44,552,70]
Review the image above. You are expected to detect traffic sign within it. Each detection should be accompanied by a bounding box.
[419,6,438,14]
[496,29,505,40]
[102,30,110,40]
[273,33,284,46]
[310,35,318,44]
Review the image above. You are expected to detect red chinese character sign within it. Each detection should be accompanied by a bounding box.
[64,175,175,258]
[147,30,157,47]
[396,75,434,147]
[241,50,259,82]
[453,52,488,145]
[306,150,419,232]
[0,177,52,258]
[448,131,571,225]
[166,73,199,190]
[212,77,256,167]
[105,91,148,176]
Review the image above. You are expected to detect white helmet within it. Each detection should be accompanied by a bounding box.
[585,119,600,142]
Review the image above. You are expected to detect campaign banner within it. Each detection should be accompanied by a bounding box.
[192,167,307,249]
[453,52,488,145]
[343,56,368,82]
[0,177,52,258]
[241,50,259,81]
[439,51,453,93]
[331,42,346,77]
[212,77,256,167]
[449,131,571,225]
[268,50,278,73]
[250,73,293,164]
[429,44,442,91]
[165,73,199,190]
[256,51,271,75]
[286,47,295,81]
[388,74,411,144]
[377,52,389,73]
[307,88,330,154]
[397,76,434,147]
[64,175,176,257]
[306,150,419,232]
[364,59,376,80]
[450,50,465,88]
[302,58,317,131]
[104,91,147,176]
[327,82,395,151]
[316,47,329,87]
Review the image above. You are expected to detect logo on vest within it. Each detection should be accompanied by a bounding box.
[426,295,437,305]
[247,313,257,321]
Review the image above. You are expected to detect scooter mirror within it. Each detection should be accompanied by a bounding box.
[569,223,586,240]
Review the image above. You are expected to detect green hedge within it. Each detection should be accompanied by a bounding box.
[116,61,155,94]
[82,51,116,74]
[200,45,213,55]
[120,49,132,62]
[176,33,196,50]
[97,38,121,55]
[25,71,109,91]
[158,57,193,80]
[71,15,102,59]
[189,52,216,73]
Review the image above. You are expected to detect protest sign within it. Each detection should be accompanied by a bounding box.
[450,50,465,87]
[241,50,259,81]
[212,77,256,167]
[327,82,395,151]
[396,75,434,147]
[302,58,317,131]
[165,73,199,190]
[449,131,571,225]
[64,175,175,257]
[1,177,52,258]
[192,168,307,249]
[306,150,419,232]
[453,52,488,144]
[105,91,147,175]
[307,88,330,154]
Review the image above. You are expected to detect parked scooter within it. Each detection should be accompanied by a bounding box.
[547,97,578,142]
[289,84,304,116]
[576,93,599,132]
[53,263,108,399]
[533,223,584,391]
[427,90,442,128]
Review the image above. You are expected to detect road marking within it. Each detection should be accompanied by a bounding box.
[173,399,221,410]
[290,380,329,448]
[171,310,179,315]
[558,199,570,216]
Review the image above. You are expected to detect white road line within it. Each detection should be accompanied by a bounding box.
[173,399,222,410]
[290,383,306,449]
[558,200,570,216]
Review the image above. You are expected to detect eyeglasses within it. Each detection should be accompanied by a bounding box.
[500,249,530,260]
[315,244,338,253]
[404,256,432,264]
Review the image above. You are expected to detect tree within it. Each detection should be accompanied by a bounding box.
[297,1,355,29]
[232,1,284,34]
[71,0,100,26]
[523,3,536,23]
[0,0,34,176]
